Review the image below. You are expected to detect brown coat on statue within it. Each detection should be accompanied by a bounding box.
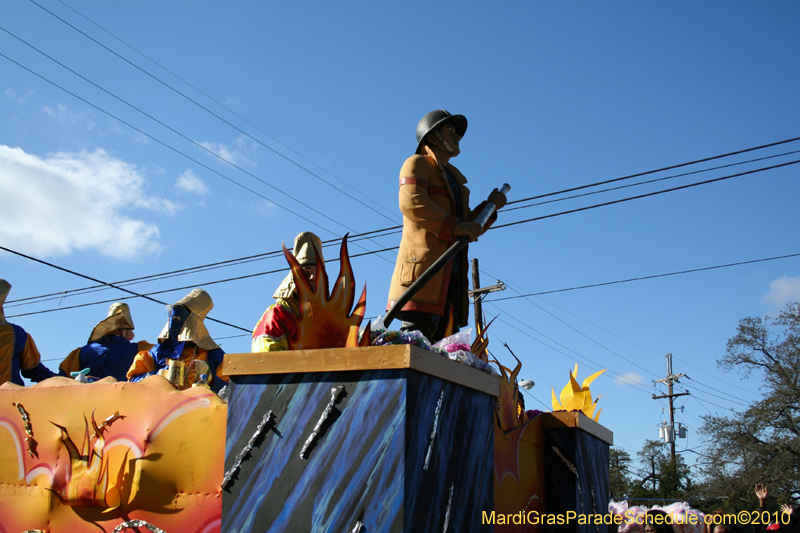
[386,154,494,327]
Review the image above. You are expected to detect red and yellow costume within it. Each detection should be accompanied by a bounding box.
[251,232,322,353]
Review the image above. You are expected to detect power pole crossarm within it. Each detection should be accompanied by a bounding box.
[469,258,505,334]
[652,392,690,400]
[653,353,689,463]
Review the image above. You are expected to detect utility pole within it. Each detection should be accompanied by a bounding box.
[468,258,506,334]
[652,353,690,463]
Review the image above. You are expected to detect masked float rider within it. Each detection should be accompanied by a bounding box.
[59,302,153,381]
[127,289,227,391]
[0,279,56,386]
[386,110,507,344]
[251,231,322,352]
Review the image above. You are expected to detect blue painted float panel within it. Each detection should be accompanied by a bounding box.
[222,368,494,532]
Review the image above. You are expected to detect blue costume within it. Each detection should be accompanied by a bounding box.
[0,279,56,386]
[127,290,227,392]
[59,302,152,382]
[60,335,151,382]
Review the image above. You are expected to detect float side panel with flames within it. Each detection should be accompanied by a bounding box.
[0,376,226,533]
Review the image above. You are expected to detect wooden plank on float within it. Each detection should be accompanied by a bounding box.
[223,344,500,397]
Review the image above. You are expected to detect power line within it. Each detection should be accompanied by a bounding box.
[0,50,324,233]
[53,0,398,220]
[1,123,795,319]
[504,148,800,213]
[6,131,794,308]
[0,32,394,259]
[8,225,798,322]
[479,269,660,379]
[488,252,800,301]
[30,0,800,249]
[493,159,800,230]
[687,395,735,413]
[505,136,800,206]
[25,0,400,225]
[5,231,401,309]
[8,156,794,311]
[0,47,399,271]
[685,384,751,409]
[685,376,759,405]
[672,355,761,396]
[0,245,251,332]
[478,266,778,399]
[484,302,656,396]
[5,246,399,319]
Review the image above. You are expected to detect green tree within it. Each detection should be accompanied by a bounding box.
[609,447,633,498]
[628,439,692,503]
[697,302,800,511]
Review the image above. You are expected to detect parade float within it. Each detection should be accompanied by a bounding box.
[0,236,613,532]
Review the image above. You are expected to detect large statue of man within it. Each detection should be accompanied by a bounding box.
[59,302,153,381]
[0,279,56,386]
[127,289,226,391]
[386,110,506,343]
[251,231,322,352]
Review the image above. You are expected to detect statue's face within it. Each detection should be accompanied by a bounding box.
[434,123,462,156]
[168,304,191,339]
[302,265,317,291]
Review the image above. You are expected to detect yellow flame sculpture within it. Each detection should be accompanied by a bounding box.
[551,363,605,422]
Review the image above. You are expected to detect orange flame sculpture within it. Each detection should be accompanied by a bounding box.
[49,410,126,509]
[493,357,528,432]
[550,363,605,422]
[493,356,545,532]
[284,234,370,350]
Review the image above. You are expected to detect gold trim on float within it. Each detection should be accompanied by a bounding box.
[541,411,614,445]
[222,344,501,397]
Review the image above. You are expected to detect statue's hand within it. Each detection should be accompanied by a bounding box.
[453,221,481,242]
[488,188,507,210]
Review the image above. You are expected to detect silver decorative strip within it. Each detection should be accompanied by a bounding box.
[221,410,274,489]
[442,483,454,532]
[300,385,345,459]
[112,520,167,533]
[423,389,445,470]
[217,385,229,402]
[522,492,543,512]
[350,520,365,533]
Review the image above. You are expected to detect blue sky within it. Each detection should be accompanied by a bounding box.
[1,1,799,479]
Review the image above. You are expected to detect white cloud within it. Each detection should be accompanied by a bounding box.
[3,89,34,104]
[762,276,800,308]
[132,132,150,145]
[175,169,209,195]
[18,89,34,104]
[252,199,278,218]
[198,134,255,167]
[43,103,89,126]
[613,371,644,387]
[0,145,178,259]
